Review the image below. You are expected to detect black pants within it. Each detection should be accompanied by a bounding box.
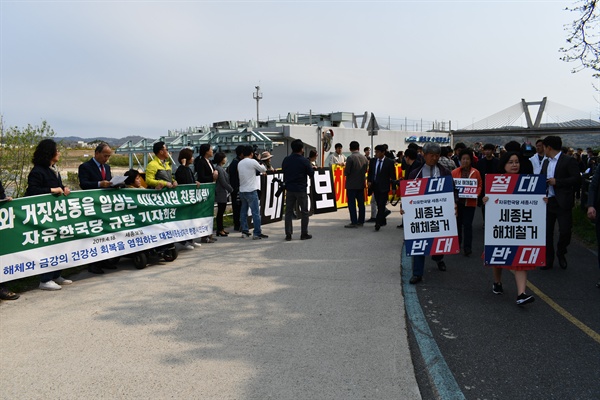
[546,197,573,265]
[216,202,227,232]
[374,190,388,225]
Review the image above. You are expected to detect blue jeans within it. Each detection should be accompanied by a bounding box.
[347,189,365,225]
[240,191,261,236]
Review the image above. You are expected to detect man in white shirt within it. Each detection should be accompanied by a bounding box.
[238,146,268,239]
[529,139,546,174]
[328,143,346,167]
[540,136,581,270]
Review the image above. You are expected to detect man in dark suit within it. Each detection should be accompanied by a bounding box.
[194,143,218,183]
[78,142,115,274]
[367,144,396,231]
[540,136,581,270]
[78,142,113,190]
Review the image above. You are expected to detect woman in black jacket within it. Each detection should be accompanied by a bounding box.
[25,139,73,290]
[175,148,200,249]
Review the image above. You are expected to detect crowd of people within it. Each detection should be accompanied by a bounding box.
[1,135,598,305]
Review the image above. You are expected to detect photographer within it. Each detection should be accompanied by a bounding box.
[282,139,314,241]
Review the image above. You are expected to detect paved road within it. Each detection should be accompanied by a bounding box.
[0,210,420,400]
[403,209,600,400]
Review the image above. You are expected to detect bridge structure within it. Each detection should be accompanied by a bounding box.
[452,97,600,139]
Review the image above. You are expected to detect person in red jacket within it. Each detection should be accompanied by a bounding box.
[451,149,482,256]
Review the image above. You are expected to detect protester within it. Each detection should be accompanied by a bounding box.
[483,152,542,305]
[25,139,73,290]
[146,142,178,189]
[175,148,201,249]
[124,169,142,188]
[586,168,600,289]
[344,141,369,228]
[307,150,318,169]
[451,149,482,256]
[405,142,452,284]
[78,142,117,274]
[78,142,113,189]
[476,143,500,222]
[0,180,19,300]
[438,146,456,172]
[195,143,218,183]
[529,139,546,175]
[238,146,268,239]
[260,151,275,172]
[367,144,396,232]
[328,143,346,167]
[227,145,245,232]
[214,152,234,237]
[505,140,534,174]
[452,142,467,167]
[282,139,314,241]
[540,136,581,270]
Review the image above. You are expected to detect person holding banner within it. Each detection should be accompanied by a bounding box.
[406,142,453,283]
[451,149,482,256]
[146,142,178,190]
[78,142,113,189]
[0,179,19,300]
[25,138,73,290]
[483,152,545,305]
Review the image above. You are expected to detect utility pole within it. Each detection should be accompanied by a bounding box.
[253,86,263,124]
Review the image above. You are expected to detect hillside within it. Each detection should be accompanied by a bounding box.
[56,135,150,148]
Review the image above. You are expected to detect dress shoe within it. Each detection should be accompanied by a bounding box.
[88,264,104,274]
[437,261,447,271]
[409,275,422,284]
[300,234,312,240]
[540,264,553,270]
[216,231,229,237]
[464,248,472,256]
[557,254,567,269]
[375,224,380,231]
[285,234,292,241]
[0,287,19,300]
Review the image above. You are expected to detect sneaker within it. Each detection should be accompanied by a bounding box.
[252,235,262,240]
[184,244,195,250]
[516,293,535,305]
[492,282,503,295]
[257,234,269,239]
[54,276,72,285]
[39,281,61,291]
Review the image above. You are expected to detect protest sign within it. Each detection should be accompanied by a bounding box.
[0,184,215,282]
[484,174,546,268]
[453,178,478,198]
[400,177,459,256]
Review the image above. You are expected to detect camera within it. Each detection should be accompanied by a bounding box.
[272,176,286,197]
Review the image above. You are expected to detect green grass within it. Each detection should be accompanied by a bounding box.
[572,205,597,247]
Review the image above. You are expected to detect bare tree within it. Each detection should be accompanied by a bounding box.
[560,0,599,85]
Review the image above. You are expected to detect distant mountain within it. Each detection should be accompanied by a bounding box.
[457,134,600,150]
[56,135,150,147]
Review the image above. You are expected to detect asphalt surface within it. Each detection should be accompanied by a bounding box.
[0,210,420,400]
[404,208,600,400]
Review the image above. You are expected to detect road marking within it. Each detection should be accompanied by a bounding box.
[401,245,466,400]
[525,279,600,344]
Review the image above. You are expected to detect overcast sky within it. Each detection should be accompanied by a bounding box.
[1,0,598,139]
